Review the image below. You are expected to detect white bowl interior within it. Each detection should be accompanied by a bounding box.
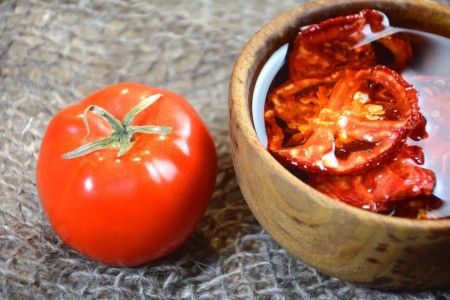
[252,44,288,148]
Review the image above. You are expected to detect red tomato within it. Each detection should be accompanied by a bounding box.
[36,83,217,267]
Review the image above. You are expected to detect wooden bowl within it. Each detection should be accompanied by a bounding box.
[229,0,450,290]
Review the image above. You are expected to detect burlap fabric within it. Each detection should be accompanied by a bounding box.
[1,0,450,298]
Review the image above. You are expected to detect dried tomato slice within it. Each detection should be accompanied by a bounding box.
[392,195,446,219]
[288,9,413,81]
[374,34,413,72]
[307,145,436,213]
[265,77,336,149]
[265,65,421,175]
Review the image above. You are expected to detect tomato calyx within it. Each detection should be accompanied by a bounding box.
[62,93,172,159]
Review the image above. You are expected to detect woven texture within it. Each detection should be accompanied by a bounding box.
[1,0,450,298]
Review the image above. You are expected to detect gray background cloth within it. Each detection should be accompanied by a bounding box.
[1,0,450,298]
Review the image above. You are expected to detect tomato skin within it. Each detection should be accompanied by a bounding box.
[36,83,217,267]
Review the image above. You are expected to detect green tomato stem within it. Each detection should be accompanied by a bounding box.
[122,93,162,127]
[62,93,172,159]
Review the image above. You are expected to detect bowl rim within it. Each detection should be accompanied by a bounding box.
[230,0,450,229]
